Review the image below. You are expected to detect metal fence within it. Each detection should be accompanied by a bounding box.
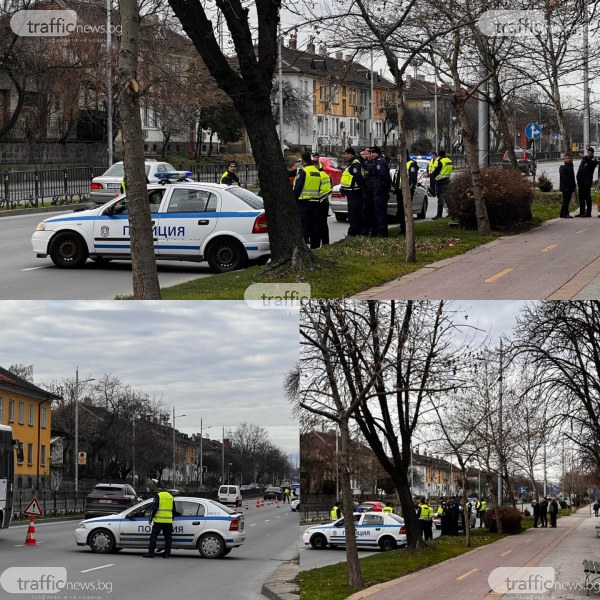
[0,163,260,210]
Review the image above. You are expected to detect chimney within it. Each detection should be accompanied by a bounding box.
[319,44,327,56]
[307,42,316,54]
[336,51,343,59]
[288,32,297,50]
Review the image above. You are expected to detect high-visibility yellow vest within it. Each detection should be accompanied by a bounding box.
[330,507,339,519]
[295,165,322,201]
[153,491,174,523]
[481,500,487,511]
[319,170,332,199]
[428,158,438,174]
[382,506,393,514]
[121,177,126,193]
[437,157,453,180]
[340,158,360,189]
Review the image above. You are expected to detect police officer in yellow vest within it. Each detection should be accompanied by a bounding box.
[478,499,487,528]
[341,147,367,237]
[220,161,240,186]
[294,152,323,249]
[382,502,393,514]
[432,150,453,219]
[314,154,332,246]
[416,498,434,540]
[427,152,438,197]
[330,500,341,520]
[143,479,175,558]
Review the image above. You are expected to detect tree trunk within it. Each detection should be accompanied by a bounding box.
[339,419,364,589]
[454,98,491,234]
[491,96,518,169]
[117,0,161,299]
[396,461,423,549]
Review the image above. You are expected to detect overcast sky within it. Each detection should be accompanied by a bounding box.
[0,301,299,458]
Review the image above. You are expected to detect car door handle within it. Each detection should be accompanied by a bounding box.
[198,219,210,225]
[375,527,381,531]
[151,220,155,225]
[192,521,200,525]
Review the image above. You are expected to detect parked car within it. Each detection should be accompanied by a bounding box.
[303,511,407,551]
[263,486,283,500]
[432,505,477,530]
[329,181,428,223]
[218,485,242,507]
[84,483,141,519]
[502,147,535,175]
[357,500,385,513]
[288,156,343,187]
[291,497,300,512]
[90,159,183,204]
[75,496,245,557]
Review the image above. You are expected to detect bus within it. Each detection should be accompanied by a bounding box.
[0,424,15,531]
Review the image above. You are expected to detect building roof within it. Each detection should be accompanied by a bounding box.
[0,366,60,401]
[404,75,451,100]
[281,45,395,90]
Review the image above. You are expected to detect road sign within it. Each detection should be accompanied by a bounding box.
[78,451,86,465]
[525,122,542,140]
[23,496,43,517]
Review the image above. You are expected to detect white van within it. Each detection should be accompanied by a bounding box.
[218,485,242,507]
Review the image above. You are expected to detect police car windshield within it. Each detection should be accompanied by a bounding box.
[207,499,239,515]
[227,187,264,210]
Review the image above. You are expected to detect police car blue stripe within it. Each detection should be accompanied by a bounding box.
[46,211,260,223]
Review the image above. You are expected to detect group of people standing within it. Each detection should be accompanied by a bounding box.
[532,497,559,528]
[559,147,599,218]
[434,496,487,537]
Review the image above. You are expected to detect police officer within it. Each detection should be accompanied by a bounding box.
[340,147,367,236]
[360,147,374,235]
[576,147,598,217]
[427,152,438,197]
[143,480,175,558]
[330,500,341,520]
[314,156,332,246]
[416,498,434,541]
[294,152,322,249]
[392,151,419,235]
[365,146,392,237]
[382,502,394,514]
[432,150,453,219]
[479,498,487,528]
[220,161,240,186]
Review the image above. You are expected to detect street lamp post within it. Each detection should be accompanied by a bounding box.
[199,419,212,489]
[74,367,95,495]
[172,407,187,486]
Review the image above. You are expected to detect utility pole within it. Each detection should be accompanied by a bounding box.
[583,0,590,149]
[543,441,547,497]
[75,367,79,495]
[370,49,374,146]
[498,340,503,505]
[106,0,113,167]
[278,26,285,154]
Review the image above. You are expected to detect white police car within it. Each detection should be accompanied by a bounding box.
[32,179,270,273]
[302,511,407,551]
[74,496,245,558]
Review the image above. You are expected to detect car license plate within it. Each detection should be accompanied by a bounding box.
[106,184,121,189]
[98,499,113,503]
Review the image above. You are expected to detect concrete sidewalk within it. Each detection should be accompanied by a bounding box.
[354,210,600,301]
[346,506,596,600]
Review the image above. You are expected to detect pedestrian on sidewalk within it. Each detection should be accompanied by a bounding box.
[549,497,559,527]
[540,498,549,527]
[532,499,541,528]
[576,147,599,217]
[559,154,576,218]
[593,501,599,517]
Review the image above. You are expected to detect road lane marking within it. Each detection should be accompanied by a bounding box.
[576,229,588,234]
[500,549,512,556]
[249,523,257,527]
[485,268,513,283]
[541,244,558,253]
[81,564,114,573]
[457,568,479,580]
[21,267,47,271]
[264,519,270,522]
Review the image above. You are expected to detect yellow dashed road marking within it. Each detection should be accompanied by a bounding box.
[500,549,512,556]
[457,568,480,581]
[485,268,514,283]
[541,244,558,253]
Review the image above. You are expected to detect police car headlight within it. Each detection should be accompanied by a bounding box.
[35,222,47,231]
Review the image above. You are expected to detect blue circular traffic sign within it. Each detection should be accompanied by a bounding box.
[525,122,542,140]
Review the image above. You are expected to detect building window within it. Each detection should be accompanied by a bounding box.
[40,445,47,466]
[41,406,47,429]
[28,404,34,426]
[0,397,3,423]
[8,399,14,422]
[18,401,24,425]
[17,442,24,464]
[27,443,33,466]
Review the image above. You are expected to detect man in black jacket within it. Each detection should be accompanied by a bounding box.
[559,154,576,218]
[576,147,598,217]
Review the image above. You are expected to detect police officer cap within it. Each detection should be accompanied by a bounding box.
[370,146,381,154]
[344,147,356,155]
[588,147,595,154]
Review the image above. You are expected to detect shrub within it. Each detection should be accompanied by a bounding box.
[444,166,534,229]
[536,171,553,192]
[523,508,531,517]
[484,505,523,533]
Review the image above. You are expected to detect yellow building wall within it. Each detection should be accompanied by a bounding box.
[0,391,51,478]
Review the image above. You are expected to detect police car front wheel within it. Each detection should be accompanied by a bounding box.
[310,533,328,550]
[50,232,89,268]
[88,529,116,554]
[197,533,226,558]
[206,238,247,273]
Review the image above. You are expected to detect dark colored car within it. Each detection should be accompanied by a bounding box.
[502,148,535,175]
[84,483,141,519]
[263,486,283,500]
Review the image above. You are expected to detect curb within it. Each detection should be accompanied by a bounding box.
[0,204,90,218]
[261,560,299,600]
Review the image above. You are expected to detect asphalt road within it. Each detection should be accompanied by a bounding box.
[0,504,298,600]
